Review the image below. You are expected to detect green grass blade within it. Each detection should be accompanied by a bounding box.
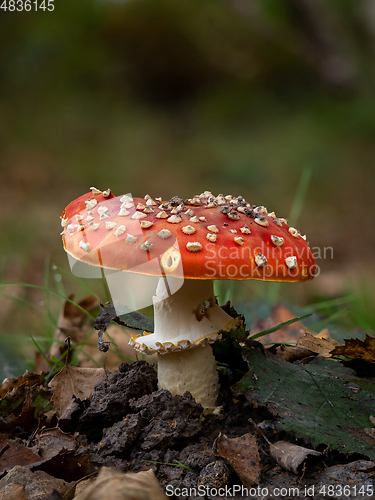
[304,294,356,311]
[105,330,135,363]
[309,308,350,331]
[141,459,192,471]
[75,345,103,368]
[43,349,71,384]
[249,313,313,340]
[30,335,52,368]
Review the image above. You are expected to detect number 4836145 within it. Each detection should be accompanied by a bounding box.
[0,0,54,11]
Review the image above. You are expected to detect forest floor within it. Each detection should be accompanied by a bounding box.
[0,302,374,500]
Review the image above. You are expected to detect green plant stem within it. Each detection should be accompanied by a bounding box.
[249,313,312,340]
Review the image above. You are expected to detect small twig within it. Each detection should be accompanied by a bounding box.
[25,422,42,447]
[299,462,307,486]
[103,357,109,381]
[63,470,99,500]
[64,337,71,366]
[0,444,10,458]
[248,417,272,446]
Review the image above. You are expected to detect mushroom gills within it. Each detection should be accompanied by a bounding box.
[138,278,239,348]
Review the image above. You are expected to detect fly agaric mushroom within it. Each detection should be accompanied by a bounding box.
[60,189,316,407]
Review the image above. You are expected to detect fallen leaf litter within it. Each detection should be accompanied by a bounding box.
[1,299,375,499]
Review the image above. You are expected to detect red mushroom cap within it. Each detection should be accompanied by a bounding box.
[61,190,316,282]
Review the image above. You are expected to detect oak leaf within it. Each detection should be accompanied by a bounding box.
[331,334,375,363]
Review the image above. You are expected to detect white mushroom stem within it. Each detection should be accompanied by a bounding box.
[153,278,234,346]
[157,345,220,408]
[133,278,239,407]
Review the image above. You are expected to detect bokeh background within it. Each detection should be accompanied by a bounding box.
[1,0,375,374]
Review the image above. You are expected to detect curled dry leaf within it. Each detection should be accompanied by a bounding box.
[275,329,340,362]
[275,345,313,363]
[73,467,168,500]
[296,331,340,357]
[0,384,52,434]
[269,441,321,474]
[213,432,260,487]
[49,366,105,417]
[0,371,46,399]
[331,334,375,363]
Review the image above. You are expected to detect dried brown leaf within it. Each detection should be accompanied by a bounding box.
[33,428,77,460]
[49,366,105,417]
[275,345,313,362]
[49,295,99,362]
[0,438,41,474]
[0,372,46,399]
[33,450,98,483]
[0,429,80,478]
[213,432,260,487]
[0,465,73,500]
[331,334,375,363]
[269,440,321,474]
[0,384,52,433]
[73,467,167,500]
[275,328,340,362]
[34,351,51,374]
[296,331,340,357]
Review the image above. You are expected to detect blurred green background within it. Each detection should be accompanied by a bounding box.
[1,0,375,374]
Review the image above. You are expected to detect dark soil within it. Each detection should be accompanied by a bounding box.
[56,360,374,500]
